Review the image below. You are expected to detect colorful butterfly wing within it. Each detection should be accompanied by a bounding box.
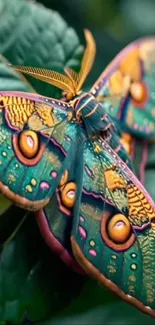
[35,152,85,274]
[35,118,133,270]
[0,91,77,210]
[90,38,155,140]
[71,138,155,317]
[108,129,134,170]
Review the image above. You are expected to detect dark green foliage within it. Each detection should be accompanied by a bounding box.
[0,0,83,98]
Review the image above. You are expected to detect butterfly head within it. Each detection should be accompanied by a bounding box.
[9,29,96,102]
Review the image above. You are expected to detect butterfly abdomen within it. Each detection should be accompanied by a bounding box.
[0,95,35,129]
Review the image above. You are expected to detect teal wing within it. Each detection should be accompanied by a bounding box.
[35,152,85,274]
[108,127,134,170]
[90,38,155,140]
[35,119,133,271]
[0,91,78,210]
[71,138,155,317]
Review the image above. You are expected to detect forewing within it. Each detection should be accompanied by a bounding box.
[90,38,155,140]
[71,138,155,317]
[0,91,77,210]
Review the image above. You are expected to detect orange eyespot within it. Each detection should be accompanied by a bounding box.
[12,130,45,166]
[120,132,133,156]
[107,214,131,244]
[18,130,39,159]
[101,212,135,251]
[59,170,69,187]
[130,81,149,107]
[61,182,76,208]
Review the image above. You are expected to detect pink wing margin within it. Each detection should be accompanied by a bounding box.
[90,37,155,96]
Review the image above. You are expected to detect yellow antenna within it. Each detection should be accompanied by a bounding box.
[9,66,75,94]
[9,29,96,100]
[64,67,79,87]
[65,29,96,92]
[76,29,96,92]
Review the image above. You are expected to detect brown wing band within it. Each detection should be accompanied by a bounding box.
[0,181,49,211]
[71,235,155,318]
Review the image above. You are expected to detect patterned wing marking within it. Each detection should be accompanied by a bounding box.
[36,162,86,275]
[71,138,155,317]
[90,38,155,140]
[0,91,79,210]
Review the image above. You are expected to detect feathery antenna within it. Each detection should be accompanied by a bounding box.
[9,29,96,100]
[76,29,96,92]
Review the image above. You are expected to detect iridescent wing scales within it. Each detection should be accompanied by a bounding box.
[35,114,134,270]
[71,138,155,317]
[0,91,77,210]
[35,151,85,274]
[108,129,134,170]
[90,38,155,140]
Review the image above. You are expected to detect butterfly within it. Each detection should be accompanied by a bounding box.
[1,30,155,317]
[92,37,155,142]
[90,35,155,185]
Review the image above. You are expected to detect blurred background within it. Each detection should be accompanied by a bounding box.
[37,0,155,85]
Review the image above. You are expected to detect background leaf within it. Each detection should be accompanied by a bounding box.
[0,0,83,98]
[0,210,85,325]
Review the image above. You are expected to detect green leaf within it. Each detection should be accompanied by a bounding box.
[0,54,34,93]
[0,0,84,99]
[40,283,155,325]
[0,205,25,244]
[0,212,85,324]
